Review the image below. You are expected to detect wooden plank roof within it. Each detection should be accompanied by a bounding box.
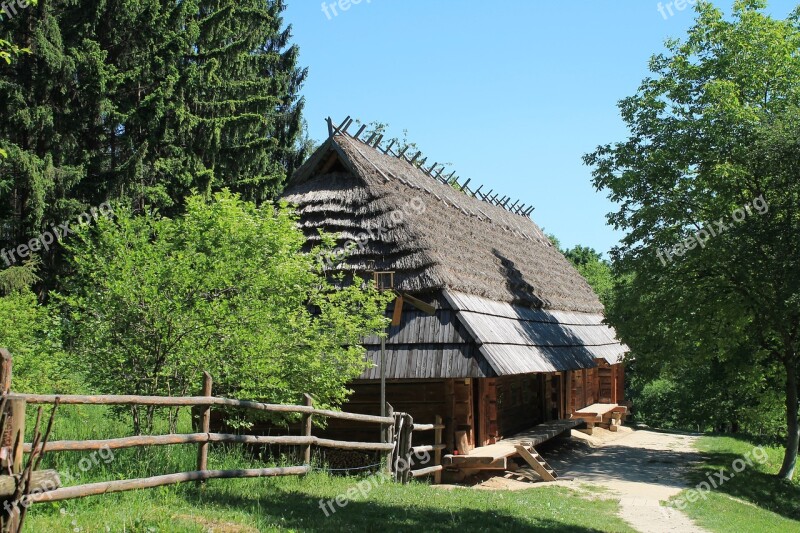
[443,290,627,375]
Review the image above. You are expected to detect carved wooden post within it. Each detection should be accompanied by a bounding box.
[302,394,313,466]
[196,372,212,485]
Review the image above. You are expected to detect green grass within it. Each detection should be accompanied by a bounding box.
[23,406,635,532]
[668,435,800,533]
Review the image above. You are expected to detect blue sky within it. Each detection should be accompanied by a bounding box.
[284,0,798,256]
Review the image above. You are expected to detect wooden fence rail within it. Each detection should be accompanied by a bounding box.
[25,433,396,454]
[27,467,311,504]
[8,394,394,425]
[0,349,450,532]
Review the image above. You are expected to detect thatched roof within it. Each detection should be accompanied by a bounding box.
[284,133,604,314]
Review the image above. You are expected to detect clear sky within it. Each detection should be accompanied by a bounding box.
[283,0,798,256]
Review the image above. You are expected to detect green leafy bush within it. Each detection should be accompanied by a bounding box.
[61,191,392,433]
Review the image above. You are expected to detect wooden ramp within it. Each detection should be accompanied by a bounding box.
[442,419,580,482]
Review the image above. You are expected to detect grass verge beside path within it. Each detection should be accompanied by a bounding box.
[669,435,800,533]
[24,406,635,532]
[28,475,636,532]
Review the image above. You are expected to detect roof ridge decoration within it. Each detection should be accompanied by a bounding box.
[326,116,536,219]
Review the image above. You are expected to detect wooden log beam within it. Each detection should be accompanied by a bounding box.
[410,444,445,454]
[411,424,446,432]
[410,465,443,478]
[25,433,396,454]
[0,470,60,498]
[27,466,310,504]
[8,394,394,425]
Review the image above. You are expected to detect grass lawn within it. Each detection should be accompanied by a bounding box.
[669,435,800,533]
[23,406,635,532]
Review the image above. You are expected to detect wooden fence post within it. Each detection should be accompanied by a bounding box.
[0,349,24,532]
[383,403,394,473]
[196,372,212,486]
[434,415,443,484]
[302,394,313,466]
[391,412,402,482]
[403,414,413,484]
[391,413,414,484]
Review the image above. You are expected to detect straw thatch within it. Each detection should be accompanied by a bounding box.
[284,133,602,314]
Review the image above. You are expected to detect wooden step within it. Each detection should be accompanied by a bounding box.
[514,445,558,482]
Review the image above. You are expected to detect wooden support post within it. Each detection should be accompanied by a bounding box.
[302,394,313,466]
[196,372,212,485]
[434,415,442,484]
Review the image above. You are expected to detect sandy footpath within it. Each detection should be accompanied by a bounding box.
[549,428,710,533]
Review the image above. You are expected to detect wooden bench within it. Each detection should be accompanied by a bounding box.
[571,403,627,434]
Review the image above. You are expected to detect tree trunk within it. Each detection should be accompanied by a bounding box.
[132,405,141,436]
[778,358,799,480]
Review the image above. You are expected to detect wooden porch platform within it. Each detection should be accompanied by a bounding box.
[442,418,581,474]
[499,418,584,447]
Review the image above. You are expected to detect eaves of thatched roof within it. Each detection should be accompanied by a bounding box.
[282,129,627,376]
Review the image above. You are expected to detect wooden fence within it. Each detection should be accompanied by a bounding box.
[0,349,445,532]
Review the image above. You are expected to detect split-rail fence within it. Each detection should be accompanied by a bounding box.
[0,348,444,532]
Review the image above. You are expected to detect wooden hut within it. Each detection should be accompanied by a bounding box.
[281,120,627,455]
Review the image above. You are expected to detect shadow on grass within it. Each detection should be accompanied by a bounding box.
[182,488,608,532]
[688,439,800,522]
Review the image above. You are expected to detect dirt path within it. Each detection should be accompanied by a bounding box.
[546,428,709,533]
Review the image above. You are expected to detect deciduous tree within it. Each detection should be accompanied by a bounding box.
[585,1,800,479]
[61,192,392,434]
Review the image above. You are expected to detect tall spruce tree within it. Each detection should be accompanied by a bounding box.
[0,0,307,279]
[0,0,85,268]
